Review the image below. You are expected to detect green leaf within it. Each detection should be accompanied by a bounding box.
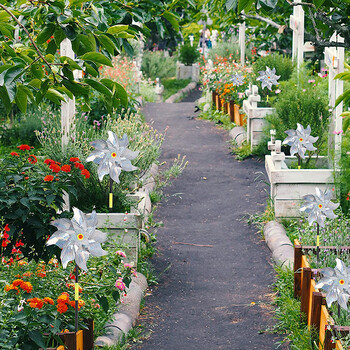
[46,39,58,55]
[81,52,113,67]
[107,24,129,34]
[0,23,15,38]
[84,62,98,77]
[4,65,25,84]
[3,42,16,57]
[259,0,278,8]
[30,64,44,79]
[20,197,30,209]
[238,0,253,12]
[62,24,76,40]
[15,85,28,113]
[115,31,134,39]
[45,54,55,63]
[313,0,326,9]
[62,79,89,96]
[60,56,82,70]
[334,71,350,81]
[28,330,46,348]
[335,89,350,107]
[54,26,66,46]
[5,82,17,102]
[0,86,11,114]
[46,88,66,104]
[112,290,120,303]
[98,295,109,313]
[85,78,112,97]
[343,116,350,133]
[37,24,56,45]
[97,34,116,55]
[56,86,74,99]
[226,0,238,11]
[162,11,179,32]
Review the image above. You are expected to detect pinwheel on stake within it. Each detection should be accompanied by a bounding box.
[315,258,350,316]
[231,73,244,87]
[86,131,139,211]
[282,123,318,169]
[256,66,280,91]
[300,187,339,266]
[47,207,108,331]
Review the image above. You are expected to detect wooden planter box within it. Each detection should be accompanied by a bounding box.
[43,319,94,350]
[294,240,349,350]
[215,93,222,111]
[212,90,217,106]
[243,98,274,150]
[265,155,335,218]
[89,212,142,265]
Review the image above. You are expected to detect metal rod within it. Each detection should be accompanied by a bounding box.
[109,178,113,212]
[75,264,79,333]
[316,223,320,268]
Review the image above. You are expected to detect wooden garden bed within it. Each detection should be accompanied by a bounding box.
[294,240,350,349]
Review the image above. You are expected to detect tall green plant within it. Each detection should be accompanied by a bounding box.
[141,51,176,80]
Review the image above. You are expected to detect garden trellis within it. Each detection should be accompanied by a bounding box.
[324,33,344,166]
[289,0,304,69]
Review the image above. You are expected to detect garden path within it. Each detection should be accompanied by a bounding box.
[137,96,285,349]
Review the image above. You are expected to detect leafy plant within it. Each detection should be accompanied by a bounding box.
[141,51,177,81]
[178,44,200,66]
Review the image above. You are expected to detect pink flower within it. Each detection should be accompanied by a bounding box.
[308,79,315,83]
[275,89,281,94]
[124,263,133,269]
[321,67,328,72]
[116,251,127,258]
[115,278,126,291]
[333,130,343,135]
[238,92,245,99]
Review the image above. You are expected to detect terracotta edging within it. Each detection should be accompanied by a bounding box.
[95,273,148,347]
[263,221,294,269]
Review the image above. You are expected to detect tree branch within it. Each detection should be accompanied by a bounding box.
[0,3,57,82]
[240,12,281,30]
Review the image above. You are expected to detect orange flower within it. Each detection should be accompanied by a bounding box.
[17,144,32,151]
[12,279,24,287]
[57,302,68,314]
[49,163,60,173]
[81,169,90,179]
[21,281,33,293]
[18,260,28,266]
[27,297,44,309]
[43,297,54,305]
[69,299,85,310]
[4,284,18,292]
[10,152,19,156]
[37,271,46,278]
[61,164,71,173]
[69,157,80,162]
[23,272,32,277]
[57,292,70,304]
[28,155,37,164]
[44,175,54,182]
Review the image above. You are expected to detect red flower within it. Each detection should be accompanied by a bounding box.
[28,155,37,164]
[49,163,61,173]
[81,169,90,179]
[70,157,80,162]
[10,152,19,156]
[44,158,55,165]
[4,224,10,232]
[25,177,29,180]
[44,175,54,182]
[74,162,84,170]
[17,145,32,151]
[61,164,71,173]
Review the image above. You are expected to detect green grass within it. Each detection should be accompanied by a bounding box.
[162,78,191,100]
[272,266,318,349]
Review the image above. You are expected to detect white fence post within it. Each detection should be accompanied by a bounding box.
[239,21,246,65]
[290,0,304,69]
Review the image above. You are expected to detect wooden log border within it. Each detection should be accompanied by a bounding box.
[293,239,350,350]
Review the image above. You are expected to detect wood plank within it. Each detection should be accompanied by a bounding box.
[301,267,312,322]
[294,241,303,298]
[310,292,325,331]
[83,319,94,350]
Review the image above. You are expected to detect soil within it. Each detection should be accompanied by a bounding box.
[134,91,287,349]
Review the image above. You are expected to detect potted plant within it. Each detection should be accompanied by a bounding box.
[176,44,200,82]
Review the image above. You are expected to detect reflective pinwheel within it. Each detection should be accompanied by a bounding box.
[86,131,139,183]
[47,208,108,271]
[282,123,318,159]
[315,258,350,310]
[256,66,280,90]
[231,73,244,86]
[300,187,339,227]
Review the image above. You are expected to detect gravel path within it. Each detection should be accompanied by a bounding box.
[135,99,284,350]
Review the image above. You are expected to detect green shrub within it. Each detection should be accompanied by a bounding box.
[141,51,176,80]
[178,44,200,66]
[253,52,294,82]
[257,68,330,156]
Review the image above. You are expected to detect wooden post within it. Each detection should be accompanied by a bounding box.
[294,242,303,298]
[290,0,304,69]
[324,328,336,350]
[310,292,325,331]
[60,38,76,149]
[300,267,312,322]
[324,33,344,167]
[239,21,246,65]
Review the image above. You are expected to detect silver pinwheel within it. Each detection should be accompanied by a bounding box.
[256,66,280,90]
[86,131,139,183]
[282,123,318,159]
[315,258,350,310]
[47,207,108,271]
[231,73,244,86]
[300,187,339,227]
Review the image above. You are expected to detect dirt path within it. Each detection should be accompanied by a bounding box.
[136,99,284,350]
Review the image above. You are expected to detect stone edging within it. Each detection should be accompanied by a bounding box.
[95,273,148,347]
[263,221,294,269]
[165,81,197,103]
